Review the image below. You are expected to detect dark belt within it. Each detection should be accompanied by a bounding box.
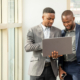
[45,62,51,67]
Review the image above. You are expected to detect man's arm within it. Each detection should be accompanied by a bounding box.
[59,66,67,80]
[25,28,42,52]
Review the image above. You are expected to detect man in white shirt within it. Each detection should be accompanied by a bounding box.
[25,7,62,80]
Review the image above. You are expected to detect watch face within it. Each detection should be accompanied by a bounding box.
[62,73,67,78]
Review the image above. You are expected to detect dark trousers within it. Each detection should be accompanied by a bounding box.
[64,74,72,80]
[30,65,56,80]
[64,73,80,80]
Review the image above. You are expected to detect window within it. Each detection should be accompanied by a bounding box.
[0,0,22,80]
[70,0,80,23]
[67,0,80,23]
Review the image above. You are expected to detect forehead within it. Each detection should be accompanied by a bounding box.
[62,15,73,21]
[43,13,55,17]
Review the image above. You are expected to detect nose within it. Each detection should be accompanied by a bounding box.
[65,23,68,26]
[50,19,54,23]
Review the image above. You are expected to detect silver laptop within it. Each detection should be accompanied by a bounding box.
[42,37,72,57]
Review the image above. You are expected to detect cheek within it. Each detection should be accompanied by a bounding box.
[45,20,49,23]
[69,23,73,26]
[69,21,73,25]
[63,23,66,26]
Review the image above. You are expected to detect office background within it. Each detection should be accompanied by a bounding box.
[0,0,80,80]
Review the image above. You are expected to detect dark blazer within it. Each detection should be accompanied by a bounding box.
[59,23,80,69]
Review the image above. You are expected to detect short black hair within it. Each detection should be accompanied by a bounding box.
[43,7,55,14]
[62,10,74,17]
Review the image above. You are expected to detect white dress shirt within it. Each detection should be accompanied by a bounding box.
[41,24,51,62]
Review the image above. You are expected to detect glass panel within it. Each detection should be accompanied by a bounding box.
[8,0,15,23]
[70,0,80,23]
[8,28,15,80]
[8,0,15,80]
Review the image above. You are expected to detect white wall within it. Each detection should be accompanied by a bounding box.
[23,0,67,80]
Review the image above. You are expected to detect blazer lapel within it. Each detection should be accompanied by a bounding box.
[38,24,44,39]
[50,26,54,38]
[76,23,80,50]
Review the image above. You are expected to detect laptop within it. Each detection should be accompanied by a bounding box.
[42,37,72,57]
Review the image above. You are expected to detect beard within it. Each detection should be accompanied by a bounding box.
[66,24,74,31]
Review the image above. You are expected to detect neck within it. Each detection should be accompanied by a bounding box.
[42,22,47,27]
[71,23,76,30]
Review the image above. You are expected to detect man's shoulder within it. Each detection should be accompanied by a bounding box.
[76,23,80,28]
[29,24,41,30]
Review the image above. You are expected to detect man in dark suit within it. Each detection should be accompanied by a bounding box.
[59,10,80,80]
[25,7,62,80]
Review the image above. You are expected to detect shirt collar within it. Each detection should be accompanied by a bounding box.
[73,25,76,31]
[41,24,46,31]
[41,24,50,31]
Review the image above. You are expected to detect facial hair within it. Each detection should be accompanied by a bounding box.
[66,24,74,31]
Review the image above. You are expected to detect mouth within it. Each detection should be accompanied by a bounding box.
[66,26,70,29]
[49,23,53,26]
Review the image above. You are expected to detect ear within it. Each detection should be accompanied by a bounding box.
[73,17,75,21]
[42,15,44,20]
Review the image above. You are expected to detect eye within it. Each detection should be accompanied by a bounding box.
[52,19,54,20]
[67,21,70,23]
[63,22,65,24]
[47,18,51,20]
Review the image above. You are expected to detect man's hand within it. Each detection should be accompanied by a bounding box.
[59,66,67,80]
[48,51,63,59]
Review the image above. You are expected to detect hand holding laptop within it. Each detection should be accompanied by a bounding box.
[48,51,63,59]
